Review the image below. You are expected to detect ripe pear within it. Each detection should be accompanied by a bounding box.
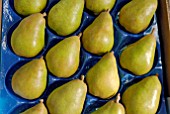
[12,57,47,100]
[11,13,46,58]
[86,0,116,15]
[86,52,120,99]
[14,0,47,16]
[82,10,114,55]
[92,94,125,114]
[20,99,48,114]
[48,0,84,36]
[122,75,162,114]
[45,34,81,78]
[46,76,87,114]
[120,29,156,75]
[119,0,157,33]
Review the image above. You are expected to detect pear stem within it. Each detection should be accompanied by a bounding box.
[115,93,121,103]
[39,99,44,103]
[155,73,159,77]
[106,9,110,12]
[80,75,85,81]
[110,51,114,54]
[151,28,156,35]
[78,33,82,38]
[40,56,44,60]
[42,12,47,17]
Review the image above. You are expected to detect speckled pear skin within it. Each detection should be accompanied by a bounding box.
[82,11,114,55]
[45,35,80,78]
[20,100,48,114]
[86,52,120,99]
[48,0,84,36]
[119,0,157,34]
[86,0,116,15]
[12,57,47,100]
[92,94,125,114]
[11,13,46,58]
[120,30,156,75]
[122,75,162,114]
[14,0,47,16]
[46,76,87,114]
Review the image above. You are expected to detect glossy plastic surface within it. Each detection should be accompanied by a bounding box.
[0,0,167,113]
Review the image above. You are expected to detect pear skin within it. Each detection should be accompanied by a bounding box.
[122,75,162,114]
[86,52,120,99]
[12,57,47,100]
[14,0,47,16]
[119,0,157,33]
[92,94,125,114]
[86,0,116,14]
[48,0,84,36]
[20,99,48,114]
[46,76,87,114]
[120,29,156,75]
[45,34,81,78]
[11,13,46,58]
[82,11,114,55]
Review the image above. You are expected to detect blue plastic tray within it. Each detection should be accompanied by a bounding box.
[0,0,168,113]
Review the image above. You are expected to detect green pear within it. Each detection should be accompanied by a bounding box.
[122,75,162,114]
[82,10,114,55]
[92,94,125,114]
[20,99,48,114]
[86,0,116,15]
[14,0,47,16]
[119,0,157,33]
[45,34,81,78]
[12,57,47,100]
[86,52,120,99]
[11,13,46,58]
[46,76,87,114]
[120,29,156,75]
[48,0,84,36]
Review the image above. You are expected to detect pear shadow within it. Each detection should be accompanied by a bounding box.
[7,20,48,59]
[8,102,39,114]
[5,60,48,102]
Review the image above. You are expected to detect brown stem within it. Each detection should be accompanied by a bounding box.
[115,93,121,103]
[78,33,82,38]
[39,99,44,103]
[42,12,47,17]
[80,75,85,81]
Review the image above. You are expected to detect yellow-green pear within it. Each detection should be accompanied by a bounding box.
[119,0,157,33]
[120,29,156,75]
[46,76,87,114]
[12,57,47,100]
[86,52,120,99]
[45,34,81,78]
[92,94,125,114]
[48,0,84,36]
[11,13,46,58]
[82,11,114,55]
[20,99,48,114]
[122,75,162,114]
[14,0,47,16]
[86,0,116,14]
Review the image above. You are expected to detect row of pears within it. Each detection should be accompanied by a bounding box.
[14,0,157,36]
[18,74,161,114]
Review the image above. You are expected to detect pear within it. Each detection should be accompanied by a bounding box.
[20,99,48,114]
[120,29,156,75]
[119,0,158,33]
[86,0,116,15]
[46,76,87,114]
[12,57,47,100]
[14,0,47,16]
[82,10,114,55]
[122,75,162,114]
[45,34,81,78]
[11,13,46,58]
[86,52,120,99]
[92,94,125,114]
[48,0,84,36]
